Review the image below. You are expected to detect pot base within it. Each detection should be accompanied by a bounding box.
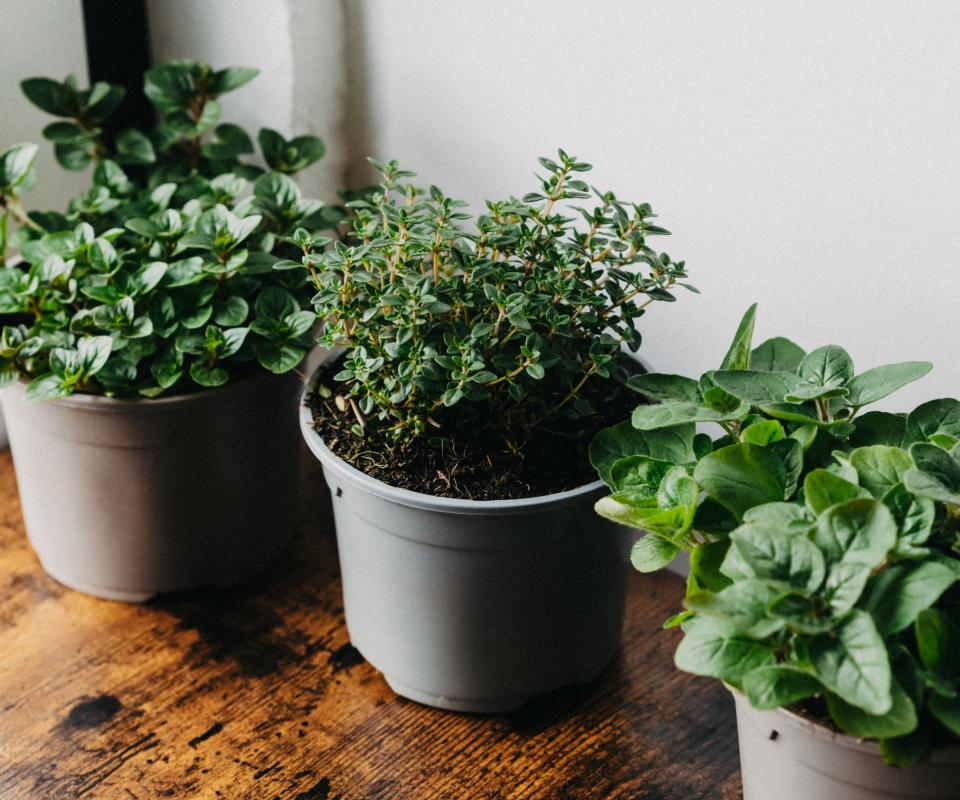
[41,563,156,603]
[36,531,293,604]
[383,675,530,713]
[380,656,614,714]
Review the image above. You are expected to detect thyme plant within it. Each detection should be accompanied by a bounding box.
[0,61,336,399]
[591,305,960,765]
[302,152,694,445]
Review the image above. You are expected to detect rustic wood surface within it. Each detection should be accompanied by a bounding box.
[0,448,743,799]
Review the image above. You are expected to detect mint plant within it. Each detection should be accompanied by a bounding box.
[592,305,960,765]
[303,152,693,444]
[0,61,337,398]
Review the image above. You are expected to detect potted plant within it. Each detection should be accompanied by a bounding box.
[297,151,695,711]
[0,61,337,601]
[592,304,960,798]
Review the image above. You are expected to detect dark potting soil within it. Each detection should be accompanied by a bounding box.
[306,358,646,501]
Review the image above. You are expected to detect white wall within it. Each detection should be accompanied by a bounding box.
[148,0,348,202]
[0,0,90,212]
[348,0,960,410]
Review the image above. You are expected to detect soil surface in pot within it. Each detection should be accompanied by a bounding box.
[306,357,645,501]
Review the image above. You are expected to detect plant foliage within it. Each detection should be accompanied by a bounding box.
[0,60,339,398]
[592,304,960,765]
[302,152,694,442]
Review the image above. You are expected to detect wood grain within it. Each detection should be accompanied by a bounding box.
[0,449,743,799]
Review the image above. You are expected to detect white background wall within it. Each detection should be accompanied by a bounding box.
[148,0,348,201]
[0,0,89,211]
[349,0,960,410]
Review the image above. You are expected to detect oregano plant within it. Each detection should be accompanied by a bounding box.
[300,151,694,447]
[0,60,342,399]
[591,304,960,766]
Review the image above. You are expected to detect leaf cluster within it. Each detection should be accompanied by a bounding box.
[591,304,960,765]
[304,151,694,442]
[0,61,340,398]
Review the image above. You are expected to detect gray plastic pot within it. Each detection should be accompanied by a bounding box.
[0,400,6,450]
[299,376,634,713]
[1,372,302,602]
[734,691,960,799]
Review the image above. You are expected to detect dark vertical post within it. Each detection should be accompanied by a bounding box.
[81,0,154,142]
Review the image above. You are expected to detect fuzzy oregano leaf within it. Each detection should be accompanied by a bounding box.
[798,610,892,716]
[591,304,960,766]
[674,616,776,684]
[740,665,821,710]
[693,443,789,520]
[589,421,695,487]
[719,303,756,371]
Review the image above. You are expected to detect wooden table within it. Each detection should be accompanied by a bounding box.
[0,449,742,799]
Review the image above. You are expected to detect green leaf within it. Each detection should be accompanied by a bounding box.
[114,128,156,165]
[712,370,803,405]
[689,539,733,593]
[801,610,892,715]
[879,725,933,768]
[804,469,869,515]
[609,455,675,493]
[254,341,305,374]
[20,77,69,115]
[743,502,814,531]
[849,445,914,498]
[212,66,259,94]
[784,383,849,403]
[906,398,960,444]
[719,303,757,371]
[812,498,897,613]
[77,336,113,375]
[658,466,698,510]
[728,521,825,594]
[685,580,783,638]
[859,561,956,636]
[132,261,168,295]
[589,421,694,486]
[903,442,960,504]
[799,345,854,388]
[254,286,299,321]
[630,535,679,572]
[693,443,789,520]
[83,82,124,123]
[826,678,917,738]
[189,360,229,387]
[632,399,749,430]
[25,373,70,401]
[740,665,822,710]
[768,438,802,498]
[929,693,960,735]
[626,373,702,403]
[42,121,86,143]
[674,616,775,684]
[768,593,834,634]
[915,608,960,681]
[150,344,182,390]
[740,420,785,446]
[594,495,690,537]
[850,411,911,448]
[882,482,935,553]
[213,296,249,327]
[54,140,93,171]
[750,337,805,372]
[0,143,39,189]
[844,362,932,407]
